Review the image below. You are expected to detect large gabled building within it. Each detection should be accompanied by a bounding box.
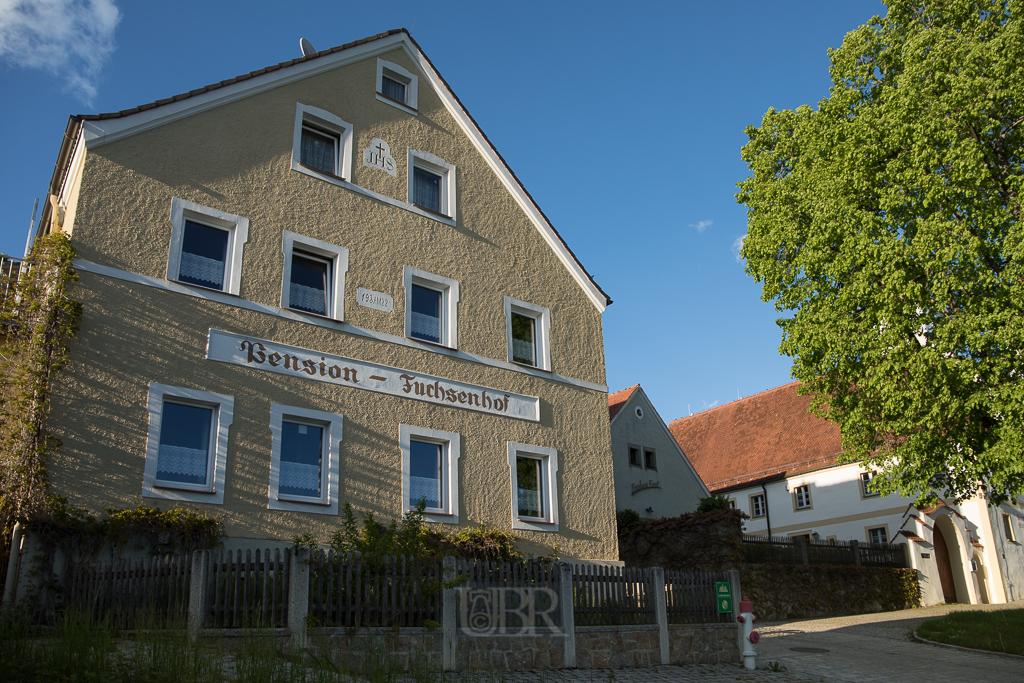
[34,29,618,561]
[670,382,1024,606]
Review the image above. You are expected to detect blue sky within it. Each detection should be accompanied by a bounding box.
[0,0,885,423]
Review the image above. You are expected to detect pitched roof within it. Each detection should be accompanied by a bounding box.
[608,384,640,421]
[47,29,611,309]
[668,382,842,492]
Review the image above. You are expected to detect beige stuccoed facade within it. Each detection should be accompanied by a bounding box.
[40,31,617,560]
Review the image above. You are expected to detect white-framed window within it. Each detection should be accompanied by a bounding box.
[280,231,350,320]
[403,266,459,348]
[400,425,460,524]
[868,526,888,545]
[166,198,249,295]
[750,494,766,518]
[142,383,234,505]
[408,150,456,219]
[268,404,342,514]
[507,442,559,532]
[376,58,418,114]
[291,103,354,182]
[503,297,551,370]
[860,471,880,498]
[794,484,812,510]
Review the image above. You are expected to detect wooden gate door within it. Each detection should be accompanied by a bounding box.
[933,528,958,603]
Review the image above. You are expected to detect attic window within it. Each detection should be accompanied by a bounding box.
[291,104,353,183]
[376,59,418,114]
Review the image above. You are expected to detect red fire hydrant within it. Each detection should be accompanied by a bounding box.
[735,596,758,669]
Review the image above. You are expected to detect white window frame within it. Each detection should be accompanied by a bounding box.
[167,198,249,296]
[750,493,766,519]
[794,484,812,510]
[400,425,460,524]
[408,150,456,219]
[268,403,342,514]
[860,471,880,498]
[867,525,889,545]
[142,382,234,505]
[507,442,559,532]
[376,58,418,114]
[291,103,354,183]
[403,266,459,349]
[503,297,551,371]
[280,231,350,320]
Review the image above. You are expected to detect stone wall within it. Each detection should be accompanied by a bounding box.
[618,510,746,571]
[456,630,565,670]
[668,624,737,665]
[575,626,660,668]
[739,565,920,621]
[318,628,443,671]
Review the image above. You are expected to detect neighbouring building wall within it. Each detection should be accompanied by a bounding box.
[990,498,1024,602]
[610,388,707,519]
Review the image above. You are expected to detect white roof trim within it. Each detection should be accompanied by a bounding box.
[76,33,609,313]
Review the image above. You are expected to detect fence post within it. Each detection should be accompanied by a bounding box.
[188,550,209,641]
[442,556,457,671]
[851,540,861,567]
[729,569,742,663]
[288,548,309,650]
[651,567,669,664]
[795,537,809,565]
[559,562,576,668]
[2,522,23,607]
[902,542,912,568]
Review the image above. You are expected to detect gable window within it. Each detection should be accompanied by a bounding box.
[143,383,234,505]
[508,442,559,531]
[376,59,418,113]
[291,103,354,183]
[628,445,642,468]
[408,150,456,220]
[280,231,349,320]
[793,484,812,510]
[269,404,342,514]
[167,198,249,295]
[503,297,552,370]
[750,494,766,518]
[403,267,459,348]
[644,448,657,471]
[400,425,460,523]
[860,471,880,498]
[868,526,888,545]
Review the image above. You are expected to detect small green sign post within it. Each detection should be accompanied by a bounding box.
[715,581,733,614]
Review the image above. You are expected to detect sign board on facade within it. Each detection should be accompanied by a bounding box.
[715,581,733,613]
[206,329,540,421]
[356,288,393,312]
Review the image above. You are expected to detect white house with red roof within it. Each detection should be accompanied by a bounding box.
[669,382,1024,607]
[608,385,707,520]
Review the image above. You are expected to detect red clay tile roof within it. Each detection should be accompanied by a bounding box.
[668,382,842,492]
[608,384,640,421]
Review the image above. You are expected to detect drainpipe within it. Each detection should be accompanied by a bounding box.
[761,483,772,537]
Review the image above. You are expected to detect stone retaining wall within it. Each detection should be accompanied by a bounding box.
[668,623,737,665]
[575,626,661,668]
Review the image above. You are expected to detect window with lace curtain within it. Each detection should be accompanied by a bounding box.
[400,425,460,523]
[403,266,459,349]
[280,231,349,320]
[503,297,551,370]
[268,403,342,514]
[167,198,249,296]
[408,149,456,219]
[143,383,234,504]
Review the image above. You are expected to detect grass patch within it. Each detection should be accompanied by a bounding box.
[917,608,1024,655]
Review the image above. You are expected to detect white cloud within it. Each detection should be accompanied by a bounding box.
[689,220,713,233]
[732,234,746,263]
[0,0,120,105]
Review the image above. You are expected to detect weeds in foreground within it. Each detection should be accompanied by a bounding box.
[763,661,787,672]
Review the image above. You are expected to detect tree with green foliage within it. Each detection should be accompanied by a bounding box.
[738,0,1024,503]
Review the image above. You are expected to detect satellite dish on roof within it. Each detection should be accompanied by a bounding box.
[300,38,316,57]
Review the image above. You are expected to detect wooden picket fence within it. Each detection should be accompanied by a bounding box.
[664,569,733,624]
[307,551,442,628]
[205,548,290,628]
[743,534,908,568]
[66,554,191,626]
[457,558,562,629]
[572,564,653,626]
